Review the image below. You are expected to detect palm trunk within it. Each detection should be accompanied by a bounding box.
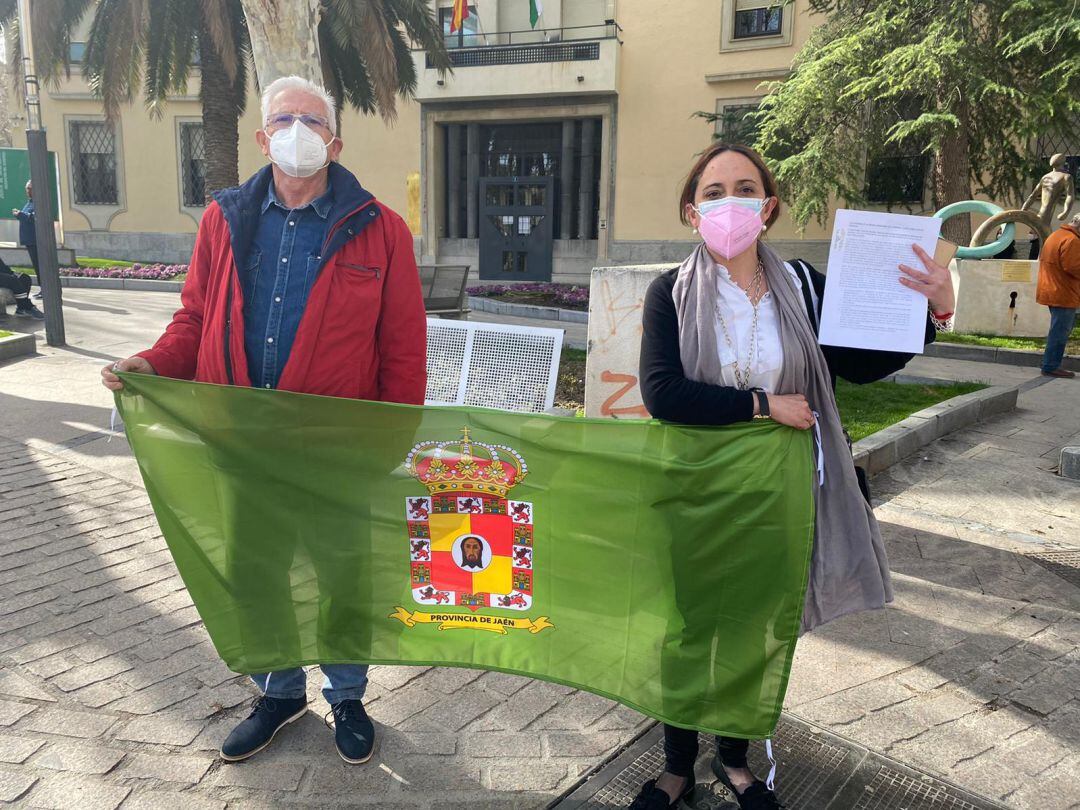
[198,24,241,197]
[240,0,322,85]
[932,99,972,246]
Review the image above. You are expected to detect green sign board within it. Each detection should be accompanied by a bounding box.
[0,148,60,222]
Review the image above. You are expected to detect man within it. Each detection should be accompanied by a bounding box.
[11,181,42,299]
[1036,213,1080,378]
[101,76,427,763]
[460,536,485,569]
[0,256,44,319]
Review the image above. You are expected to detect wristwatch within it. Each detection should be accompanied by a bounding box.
[752,388,771,420]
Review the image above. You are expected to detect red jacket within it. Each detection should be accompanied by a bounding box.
[139,163,426,404]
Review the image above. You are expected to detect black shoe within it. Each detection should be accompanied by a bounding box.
[32,291,43,300]
[629,776,695,809]
[711,756,785,809]
[219,695,307,762]
[15,305,44,321]
[329,699,375,764]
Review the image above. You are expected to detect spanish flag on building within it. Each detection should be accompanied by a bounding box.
[450,0,468,33]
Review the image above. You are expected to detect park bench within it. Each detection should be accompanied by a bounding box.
[420,264,471,320]
[425,318,563,413]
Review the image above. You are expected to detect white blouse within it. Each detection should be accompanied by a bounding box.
[713,262,803,394]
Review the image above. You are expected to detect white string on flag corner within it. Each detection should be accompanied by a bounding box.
[765,737,777,791]
[108,406,122,443]
[811,411,824,486]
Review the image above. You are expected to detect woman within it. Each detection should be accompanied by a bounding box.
[631,143,954,810]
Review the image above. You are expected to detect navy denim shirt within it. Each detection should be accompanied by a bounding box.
[242,181,333,389]
[17,201,35,246]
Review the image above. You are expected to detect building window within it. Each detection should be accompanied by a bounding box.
[70,121,119,205]
[716,102,761,146]
[179,122,206,207]
[438,5,480,48]
[69,42,87,63]
[733,1,782,40]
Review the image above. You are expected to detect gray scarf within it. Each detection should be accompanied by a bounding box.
[672,241,892,632]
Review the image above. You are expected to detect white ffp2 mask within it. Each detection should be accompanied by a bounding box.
[267,120,332,178]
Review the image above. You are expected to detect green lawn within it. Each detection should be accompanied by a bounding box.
[937,325,1080,354]
[75,256,137,268]
[0,330,12,339]
[556,349,982,438]
[835,379,986,442]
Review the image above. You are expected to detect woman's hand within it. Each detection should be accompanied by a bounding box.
[101,356,156,391]
[899,243,956,315]
[767,393,815,431]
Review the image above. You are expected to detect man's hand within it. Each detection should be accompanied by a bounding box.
[11,209,19,217]
[101,356,156,391]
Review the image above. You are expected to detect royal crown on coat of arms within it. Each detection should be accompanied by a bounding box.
[405,427,528,498]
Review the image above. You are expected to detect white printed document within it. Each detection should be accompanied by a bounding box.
[818,209,941,354]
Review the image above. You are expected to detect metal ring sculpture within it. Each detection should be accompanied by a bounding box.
[970,209,1050,253]
[933,201,1015,259]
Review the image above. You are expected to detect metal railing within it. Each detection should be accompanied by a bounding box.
[425,22,620,69]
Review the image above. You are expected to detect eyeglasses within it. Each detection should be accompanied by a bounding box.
[265,112,331,131]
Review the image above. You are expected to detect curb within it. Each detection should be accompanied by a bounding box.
[0,330,36,362]
[467,296,588,324]
[928,340,1080,372]
[59,277,184,293]
[852,383,1019,476]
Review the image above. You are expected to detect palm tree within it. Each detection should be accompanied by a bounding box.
[2,0,249,195]
[4,0,450,197]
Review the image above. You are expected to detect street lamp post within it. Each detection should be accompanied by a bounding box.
[16,0,65,346]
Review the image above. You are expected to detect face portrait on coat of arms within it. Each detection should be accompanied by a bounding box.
[454,534,490,571]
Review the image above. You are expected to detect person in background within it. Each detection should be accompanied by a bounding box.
[1035,213,1080,378]
[0,256,44,320]
[12,181,42,300]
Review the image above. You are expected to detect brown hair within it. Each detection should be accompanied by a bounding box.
[678,142,780,229]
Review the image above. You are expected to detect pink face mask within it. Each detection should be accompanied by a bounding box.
[695,197,768,260]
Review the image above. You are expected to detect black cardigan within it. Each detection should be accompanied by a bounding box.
[638,260,936,426]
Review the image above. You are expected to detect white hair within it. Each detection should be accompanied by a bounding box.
[260,76,338,135]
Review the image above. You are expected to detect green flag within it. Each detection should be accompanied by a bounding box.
[529,0,542,28]
[116,374,814,738]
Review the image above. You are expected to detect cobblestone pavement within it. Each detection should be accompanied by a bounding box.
[785,376,1080,810]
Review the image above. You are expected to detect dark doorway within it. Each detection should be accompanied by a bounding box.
[478,177,554,281]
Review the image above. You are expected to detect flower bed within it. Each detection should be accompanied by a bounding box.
[467,282,588,311]
[60,263,188,281]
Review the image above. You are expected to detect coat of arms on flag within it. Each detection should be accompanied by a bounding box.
[390,428,553,634]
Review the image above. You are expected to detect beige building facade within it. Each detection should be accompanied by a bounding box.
[8,1,880,278]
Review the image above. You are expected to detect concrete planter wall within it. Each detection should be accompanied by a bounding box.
[468,296,588,324]
[0,330,36,362]
[59,277,184,293]
[852,384,1019,476]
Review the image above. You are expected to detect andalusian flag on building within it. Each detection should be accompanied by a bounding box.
[450,0,468,33]
[529,0,543,28]
[115,374,815,738]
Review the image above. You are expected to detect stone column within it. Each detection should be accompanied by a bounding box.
[578,119,596,241]
[466,123,480,240]
[560,120,575,240]
[447,124,462,239]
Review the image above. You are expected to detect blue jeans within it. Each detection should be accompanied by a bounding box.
[1042,306,1078,372]
[251,664,369,705]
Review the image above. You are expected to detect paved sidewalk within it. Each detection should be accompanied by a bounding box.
[0,290,1078,808]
